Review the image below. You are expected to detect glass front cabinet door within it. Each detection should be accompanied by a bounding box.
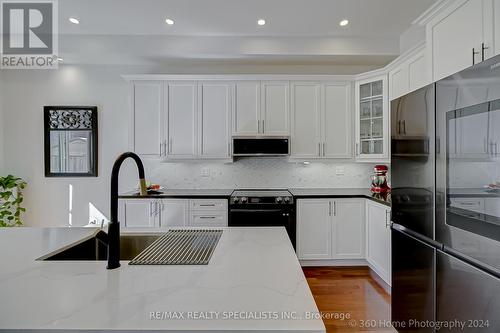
[355,75,389,160]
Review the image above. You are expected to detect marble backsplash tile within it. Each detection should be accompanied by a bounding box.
[143,158,377,189]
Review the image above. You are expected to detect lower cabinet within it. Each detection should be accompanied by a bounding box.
[366,200,392,285]
[119,198,227,231]
[297,198,365,260]
[119,199,159,229]
[159,199,189,228]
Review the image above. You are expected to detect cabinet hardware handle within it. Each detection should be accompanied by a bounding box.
[200,204,216,207]
[322,143,326,156]
[472,48,480,65]
[199,216,216,219]
[257,120,260,133]
[169,138,172,153]
[403,121,406,134]
[385,210,391,228]
[482,43,489,62]
[149,202,153,217]
[329,201,332,216]
[318,142,321,156]
[333,201,336,216]
[397,120,401,134]
[262,120,265,133]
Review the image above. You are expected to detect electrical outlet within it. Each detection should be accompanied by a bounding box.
[335,166,345,175]
[201,168,210,177]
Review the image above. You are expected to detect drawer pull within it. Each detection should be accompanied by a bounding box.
[199,216,217,219]
[199,204,216,207]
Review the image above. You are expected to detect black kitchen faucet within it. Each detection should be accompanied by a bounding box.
[108,152,147,269]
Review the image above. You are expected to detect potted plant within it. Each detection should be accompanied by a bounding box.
[0,175,27,227]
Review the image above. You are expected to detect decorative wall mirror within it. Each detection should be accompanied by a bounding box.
[44,106,98,177]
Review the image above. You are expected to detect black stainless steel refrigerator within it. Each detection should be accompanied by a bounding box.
[391,54,500,332]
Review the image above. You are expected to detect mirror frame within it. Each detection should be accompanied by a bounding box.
[44,106,98,177]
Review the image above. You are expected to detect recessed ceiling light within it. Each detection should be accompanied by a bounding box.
[165,18,175,25]
[257,19,266,26]
[339,19,349,27]
[68,17,80,24]
[57,58,63,62]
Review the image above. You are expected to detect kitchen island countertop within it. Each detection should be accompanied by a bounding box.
[0,227,324,333]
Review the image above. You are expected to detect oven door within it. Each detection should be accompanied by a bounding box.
[229,207,296,248]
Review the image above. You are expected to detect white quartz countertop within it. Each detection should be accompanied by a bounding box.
[0,227,324,332]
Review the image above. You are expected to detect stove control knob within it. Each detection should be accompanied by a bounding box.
[240,197,248,203]
[284,197,291,204]
[232,197,239,204]
[276,197,283,203]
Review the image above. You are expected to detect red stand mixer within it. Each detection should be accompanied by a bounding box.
[371,165,391,193]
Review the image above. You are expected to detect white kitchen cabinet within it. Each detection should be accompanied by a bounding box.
[355,75,389,161]
[428,0,495,82]
[291,82,351,159]
[233,81,260,136]
[323,83,351,158]
[290,82,322,159]
[158,199,188,228]
[166,82,198,158]
[188,199,228,227]
[450,197,485,214]
[232,81,289,136]
[189,212,227,227]
[261,81,289,135]
[489,107,500,158]
[485,198,500,217]
[366,200,391,285]
[297,198,365,260]
[297,199,332,260]
[119,199,158,229]
[332,199,365,259]
[389,45,429,101]
[198,82,232,158]
[130,81,164,156]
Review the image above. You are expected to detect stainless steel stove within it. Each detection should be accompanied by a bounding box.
[229,189,296,249]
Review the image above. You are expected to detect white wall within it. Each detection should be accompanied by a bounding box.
[1,64,378,227]
[0,71,4,175]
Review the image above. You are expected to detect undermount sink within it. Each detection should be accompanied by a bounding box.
[39,231,160,261]
[39,229,222,265]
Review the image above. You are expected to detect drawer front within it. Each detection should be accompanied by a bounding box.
[189,212,227,227]
[190,199,227,211]
[450,198,485,213]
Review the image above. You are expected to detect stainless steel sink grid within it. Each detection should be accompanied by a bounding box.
[128,229,222,265]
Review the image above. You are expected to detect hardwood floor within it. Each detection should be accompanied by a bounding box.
[303,266,395,332]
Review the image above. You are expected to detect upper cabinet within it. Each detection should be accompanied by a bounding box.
[261,81,289,136]
[290,82,351,159]
[233,81,289,136]
[428,0,497,82]
[197,82,232,159]
[166,81,198,158]
[389,44,429,101]
[130,81,164,156]
[355,75,389,161]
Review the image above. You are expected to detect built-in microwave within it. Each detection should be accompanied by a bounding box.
[232,137,289,156]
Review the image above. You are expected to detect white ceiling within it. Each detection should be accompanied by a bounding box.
[57,0,436,69]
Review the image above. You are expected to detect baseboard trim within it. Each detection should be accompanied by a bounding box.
[300,259,368,266]
[367,265,392,295]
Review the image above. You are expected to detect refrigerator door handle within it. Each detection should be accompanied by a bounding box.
[391,223,444,250]
[442,245,500,279]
